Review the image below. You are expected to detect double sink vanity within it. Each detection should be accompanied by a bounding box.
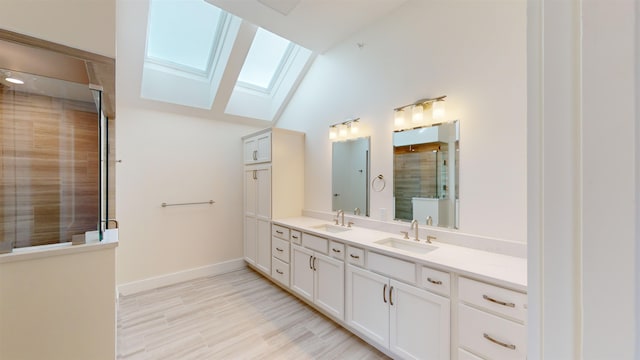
[242,127,527,359]
[266,216,526,360]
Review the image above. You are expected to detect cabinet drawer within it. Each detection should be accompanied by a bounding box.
[329,241,345,260]
[272,237,290,263]
[421,266,451,297]
[459,277,527,322]
[302,233,328,254]
[458,304,526,360]
[368,252,416,285]
[346,246,365,267]
[272,224,290,240]
[458,348,484,360]
[290,230,302,245]
[271,257,290,287]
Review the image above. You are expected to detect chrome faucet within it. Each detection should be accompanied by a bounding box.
[426,216,433,226]
[426,235,436,244]
[336,209,345,226]
[354,207,361,216]
[410,219,419,241]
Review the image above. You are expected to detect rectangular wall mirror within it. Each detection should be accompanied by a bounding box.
[332,137,370,216]
[393,121,459,228]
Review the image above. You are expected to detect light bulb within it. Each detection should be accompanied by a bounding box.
[338,124,348,138]
[329,126,337,140]
[394,109,405,127]
[5,77,24,85]
[350,121,359,135]
[412,104,424,123]
[432,100,446,121]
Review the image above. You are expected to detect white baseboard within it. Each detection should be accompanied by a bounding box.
[118,258,246,296]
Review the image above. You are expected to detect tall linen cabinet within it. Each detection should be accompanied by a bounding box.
[242,128,304,275]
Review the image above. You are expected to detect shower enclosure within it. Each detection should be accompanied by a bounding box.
[0,69,111,252]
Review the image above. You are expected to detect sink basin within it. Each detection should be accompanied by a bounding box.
[374,238,437,254]
[310,223,352,233]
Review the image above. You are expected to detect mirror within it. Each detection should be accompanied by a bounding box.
[332,137,370,216]
[393,121,459,228]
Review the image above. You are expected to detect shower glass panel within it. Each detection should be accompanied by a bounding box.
[0,69,105,251]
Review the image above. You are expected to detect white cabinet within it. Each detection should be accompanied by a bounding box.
[346,265,450,360]
[457,277,527,360]
[291,243,345,320]
[243,131,271,164]
[271,225,291,287]
[243,165,271,273]
[242,128,304,276]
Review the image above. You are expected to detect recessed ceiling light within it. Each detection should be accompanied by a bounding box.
[5,77,24,85]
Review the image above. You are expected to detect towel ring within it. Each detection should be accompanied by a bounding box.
[371,174,386,192]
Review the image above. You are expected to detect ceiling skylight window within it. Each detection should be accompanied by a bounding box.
[237,28,295,92]
[146,0,226,73]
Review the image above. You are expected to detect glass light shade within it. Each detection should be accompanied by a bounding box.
[432,100,446,120]
[329,126,338,140]
[412,104,424,123]
[394,109,405,127]
[338,124,348,138]
[350,121,359,135]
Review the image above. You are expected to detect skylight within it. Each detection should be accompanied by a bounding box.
[237,28,294,91]
[146,0,225,73]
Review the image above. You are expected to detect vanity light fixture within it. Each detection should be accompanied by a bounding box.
[412,104,424,123]
[394,95,447,128]
[394,109,405,127]
[328,118,361,141]
[338,124,348,138]
[432,99,446,120]
[329,126,338,140]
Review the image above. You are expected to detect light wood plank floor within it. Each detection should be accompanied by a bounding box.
[117,268,390,359]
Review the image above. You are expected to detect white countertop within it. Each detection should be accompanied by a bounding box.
[273,216,527,292]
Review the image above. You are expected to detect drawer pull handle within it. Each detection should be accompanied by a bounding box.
[332,248,342,253]
[275,230,283,235]
[483,333,516,350]
[309,255,313,270]
[313,257,317,271]
[292,235,299,239]
[350,254,360,259]
[427,277,442,285]
[483,294,515,308]
[276,247,283,252]
[389,286,394,306]
[383,284,387,303]
[276,269,284,275]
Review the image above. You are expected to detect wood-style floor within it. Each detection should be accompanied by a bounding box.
[117,267,390,360]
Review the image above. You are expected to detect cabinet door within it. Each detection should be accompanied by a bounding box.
[243,168,257,264]
[314,253,344,320]
[243,215,256,265]
[255,132,271,163]
[243,137,258,164]
[291,245,314,302]
[244,168,257,216]
[255,219,271,273]
[346,265,389,348]
[256,166,271,219]
[389,280,450,360]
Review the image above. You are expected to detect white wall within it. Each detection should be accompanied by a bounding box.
[0,246,117,360]
[0,0,115,57]
[277,0,527,242]
[115,105,257,285]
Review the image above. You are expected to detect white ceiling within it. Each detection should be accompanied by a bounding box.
[205,0,410,53]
